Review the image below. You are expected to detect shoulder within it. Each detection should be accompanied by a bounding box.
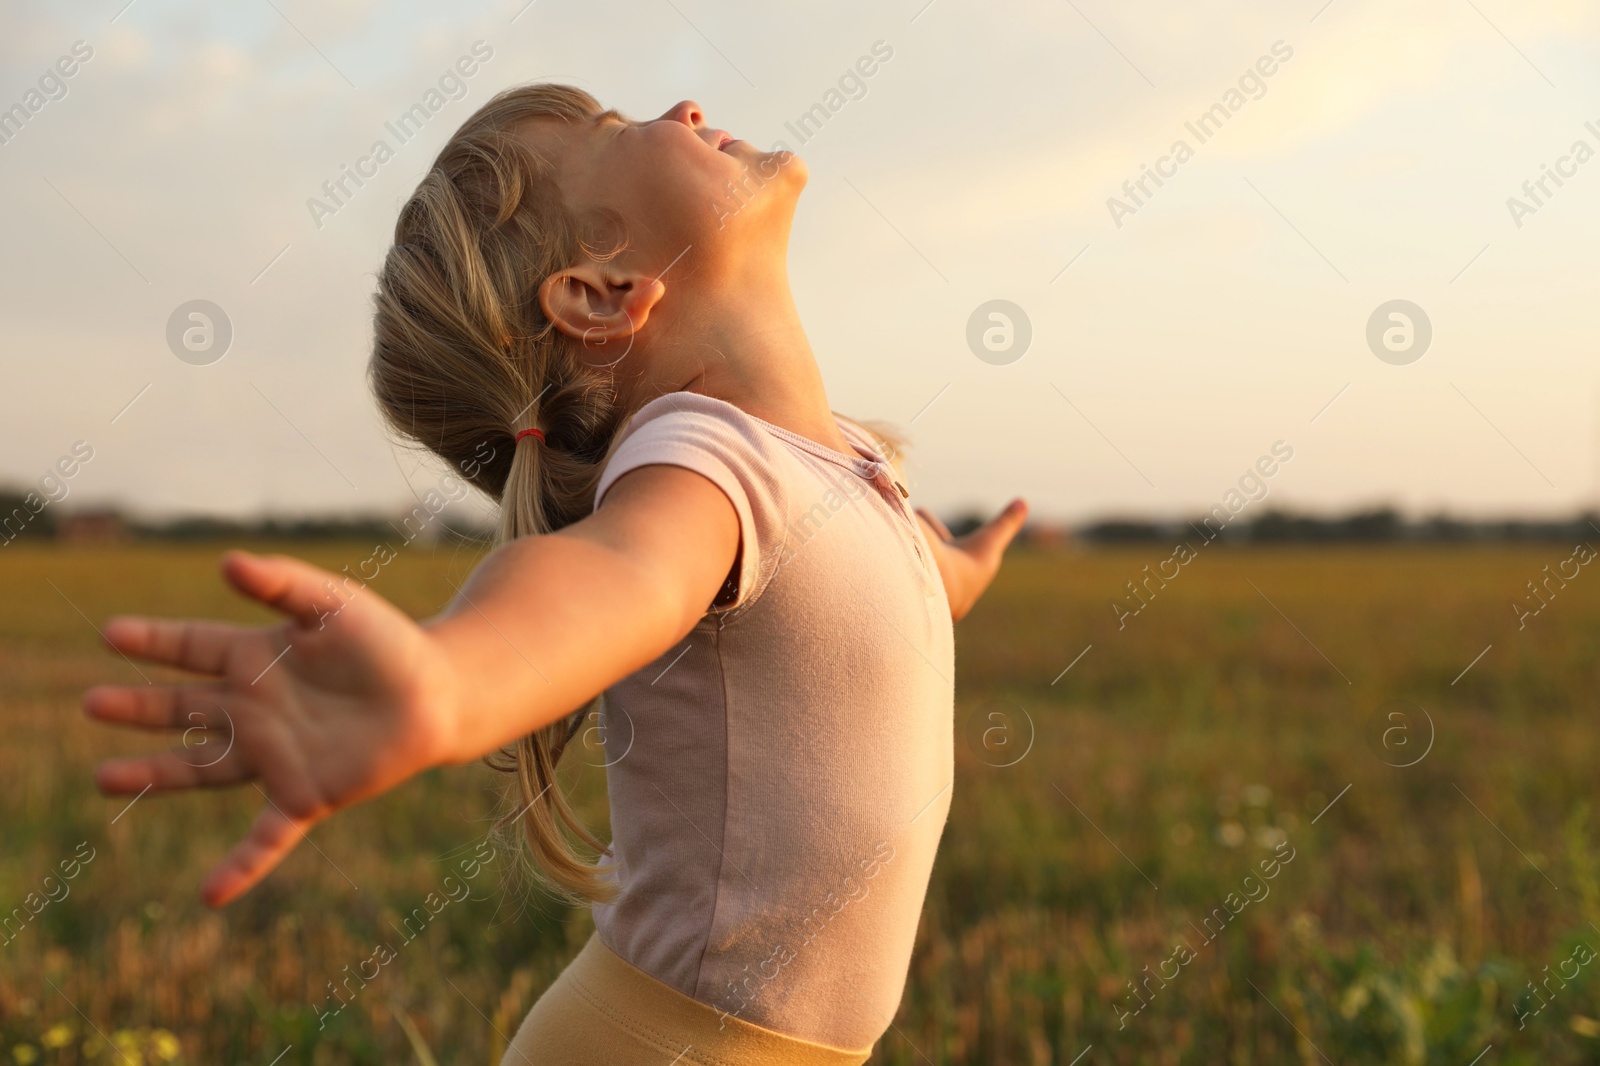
[614,392,780,454]
[597,393,789,504]
[596,392,792,613]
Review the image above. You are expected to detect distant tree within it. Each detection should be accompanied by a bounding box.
[0,489,56,544]
[1080,519,1166,544]
[1249,510,1324,543]
[1339,508,1403,541]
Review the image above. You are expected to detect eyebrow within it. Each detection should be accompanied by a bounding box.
[593,108,629,127]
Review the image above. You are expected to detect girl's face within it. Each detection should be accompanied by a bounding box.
[521,100,804,270]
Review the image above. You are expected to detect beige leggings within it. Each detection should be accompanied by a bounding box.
[501,932,874,1066]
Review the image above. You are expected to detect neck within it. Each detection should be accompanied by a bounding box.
[646,256,852,453]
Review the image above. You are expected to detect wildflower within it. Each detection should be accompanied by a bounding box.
[12,1045,39,1066]
[1217,821,1246,847]
[112,1031,144,1066]
[41,1024,74,1050]
[151,1030,181,1062]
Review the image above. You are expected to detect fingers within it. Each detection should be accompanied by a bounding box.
[101,617,248,676]
[94,747,250,796]
[220,550,343,629]
[84,683,230,732]
[200,803,310,908]
[915,508,953,542]
[97,553,335,673]
[958,498,1029,565]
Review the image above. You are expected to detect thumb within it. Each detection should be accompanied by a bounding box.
[201,801,310,908]
[221,551,346,629]
[958,499,1029,564]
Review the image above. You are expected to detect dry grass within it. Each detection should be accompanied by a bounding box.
[3,540,1600,1064]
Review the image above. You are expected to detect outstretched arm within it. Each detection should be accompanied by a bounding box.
[914,499,1029,622]
[83,464,737,907]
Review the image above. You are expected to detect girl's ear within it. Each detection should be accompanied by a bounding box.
[538,263,665,366]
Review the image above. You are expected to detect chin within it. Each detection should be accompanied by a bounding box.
[746,148,806,205]
[704,147,804,228]
[777,149,809,189]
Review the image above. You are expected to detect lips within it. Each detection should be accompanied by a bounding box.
[714,130,734,151]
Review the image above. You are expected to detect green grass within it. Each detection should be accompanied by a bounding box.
[3,540,1600,1064]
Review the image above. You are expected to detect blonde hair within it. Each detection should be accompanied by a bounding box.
[368,83,628,905]
[367,82,911,908]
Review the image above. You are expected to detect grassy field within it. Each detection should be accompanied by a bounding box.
[4,539,1600,1065]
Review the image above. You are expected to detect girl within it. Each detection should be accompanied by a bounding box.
[84,83,1027,1064]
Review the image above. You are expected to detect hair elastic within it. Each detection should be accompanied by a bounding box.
[515,428,546,444]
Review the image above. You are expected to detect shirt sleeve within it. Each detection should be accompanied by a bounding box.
[593,392,789,613]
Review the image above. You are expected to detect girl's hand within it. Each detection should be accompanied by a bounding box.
[83,550,459,908]
[83,465,741,908]
[915,498,1029,621]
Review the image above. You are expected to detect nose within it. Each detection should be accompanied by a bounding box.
[659,100,704,128]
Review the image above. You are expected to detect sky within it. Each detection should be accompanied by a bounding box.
[2,0,1598,527]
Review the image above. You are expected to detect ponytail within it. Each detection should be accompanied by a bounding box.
[368,83,633,905]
